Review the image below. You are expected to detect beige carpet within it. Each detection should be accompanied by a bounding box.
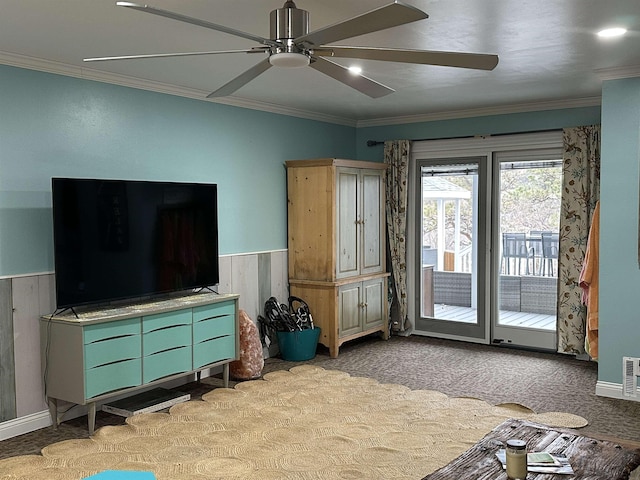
[0,366,588,480]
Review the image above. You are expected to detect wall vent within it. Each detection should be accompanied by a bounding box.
[623,357,640,397]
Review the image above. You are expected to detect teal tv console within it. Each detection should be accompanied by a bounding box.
[40,292,239,434]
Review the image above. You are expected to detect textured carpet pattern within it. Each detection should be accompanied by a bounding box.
[0,365,587,480]
[261,336,640,442]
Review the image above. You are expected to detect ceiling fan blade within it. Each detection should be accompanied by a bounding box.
[324,46,499,71]
[295,1,428,48]
[207,58,272,98]
[84,47,269,63]
[116,2,280,48]
[309,57,394,98]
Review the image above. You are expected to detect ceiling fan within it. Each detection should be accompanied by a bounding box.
[84,1,499,99]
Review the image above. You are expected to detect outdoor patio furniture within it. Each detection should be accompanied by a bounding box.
[433,271,558,316]
[433,271,472,307]
[541,232,559,276]
[520,275,558,314]
[527,230,550,275]
[501,233,532,275]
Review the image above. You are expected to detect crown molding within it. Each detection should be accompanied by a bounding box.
[356,97,602,128]
[595,65,640,81]
[0,50,606,130]
[210,95,356,127]
[0,51,357,127]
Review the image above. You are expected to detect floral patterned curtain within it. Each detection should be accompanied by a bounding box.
[384,140,411,333]
[557,125,600,356]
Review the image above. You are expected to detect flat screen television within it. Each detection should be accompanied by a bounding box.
[51,178,219,309]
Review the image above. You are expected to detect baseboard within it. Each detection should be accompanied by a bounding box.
[596,380,640,402]
[0,410,52,441]
[0,368,223,441]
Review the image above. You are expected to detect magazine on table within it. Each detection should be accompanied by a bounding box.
[495,449,575,474]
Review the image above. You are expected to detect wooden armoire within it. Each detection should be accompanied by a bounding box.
[285,158,390,357]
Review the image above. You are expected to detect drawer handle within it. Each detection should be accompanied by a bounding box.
[90,333,137,344]
[91,357,138,369]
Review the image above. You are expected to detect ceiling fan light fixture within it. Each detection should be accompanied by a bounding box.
[269,52,310,67]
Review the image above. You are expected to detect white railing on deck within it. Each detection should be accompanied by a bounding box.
[459,245,472,273]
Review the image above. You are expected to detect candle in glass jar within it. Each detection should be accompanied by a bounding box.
[505,439,527,479]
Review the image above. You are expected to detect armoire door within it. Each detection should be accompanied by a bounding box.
[336,168,360,279]
[338,282,362,337]
[362,277,385,330]
[360,169,385,276]
[336,168,385,280]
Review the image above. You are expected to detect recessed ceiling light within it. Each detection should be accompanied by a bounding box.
[348,66,362,75]
[597,27,627,38]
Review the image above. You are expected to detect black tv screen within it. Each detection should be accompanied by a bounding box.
[52,178,219,309]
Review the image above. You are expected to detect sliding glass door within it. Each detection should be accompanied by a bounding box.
[414,157,490,342]
[410,132,563,351]
[492,150,561,350]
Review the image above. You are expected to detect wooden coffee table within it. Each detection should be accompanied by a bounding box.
[422,418,640,479]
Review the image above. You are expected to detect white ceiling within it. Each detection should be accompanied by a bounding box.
[2,0,640,125]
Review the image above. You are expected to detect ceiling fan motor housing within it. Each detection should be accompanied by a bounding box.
[270,1,309,53]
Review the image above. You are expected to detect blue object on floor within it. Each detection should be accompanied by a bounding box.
[83,471,156,480]
[276,327,321,361]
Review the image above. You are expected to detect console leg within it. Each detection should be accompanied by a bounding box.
[87,402,96,436]
[223,363,229,388]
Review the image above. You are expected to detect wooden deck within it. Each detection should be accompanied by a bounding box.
[433,304,556,331]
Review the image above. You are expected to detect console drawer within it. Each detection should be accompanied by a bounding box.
[85,358,141,399]
[84,334,141,369]
[193,335,235,369]
[193,314,235,343]
[143,346,192,383]
[193,301,235,322]
[84,317,140,344]
[143,324,192,356]
[143,310,192,333]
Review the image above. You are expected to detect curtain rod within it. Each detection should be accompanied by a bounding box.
[366,128,562,147]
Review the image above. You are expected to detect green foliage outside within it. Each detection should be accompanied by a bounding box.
[422,166,562,252]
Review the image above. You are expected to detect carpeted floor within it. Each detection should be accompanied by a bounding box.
[0,364,590,479]
[1,334,639,464]
[267,334,640,443]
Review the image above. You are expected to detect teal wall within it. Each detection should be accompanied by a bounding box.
[0,65,355,276]
[355,107,602,161]
[599,77,640,384]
